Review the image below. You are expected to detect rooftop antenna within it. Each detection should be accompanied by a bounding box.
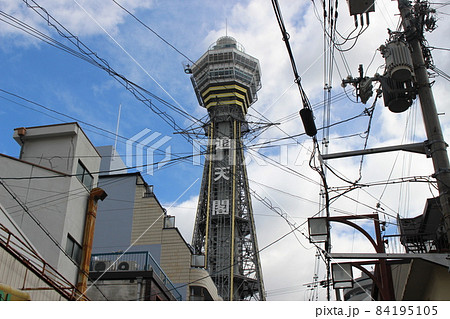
[114,103,122,154]
[226,18,228,36]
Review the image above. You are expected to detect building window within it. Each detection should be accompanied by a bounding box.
[143,185,154,198]
[66,235,82,265]
[76,160,93,189]
[163,215,175,228]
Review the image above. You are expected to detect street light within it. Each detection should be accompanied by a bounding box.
[331,263,354,289]
[308,217,328,243]
[307,213,395,300]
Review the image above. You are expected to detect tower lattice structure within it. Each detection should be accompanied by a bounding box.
[190,36,265,301]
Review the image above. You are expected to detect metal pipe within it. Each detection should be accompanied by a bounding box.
[76,187,107,298]
[136,277,143,301]
[0,283,31,301]
[203,122,214,266]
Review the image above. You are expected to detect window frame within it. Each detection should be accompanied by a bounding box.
[76,160,94,190]
[65,234,83,265]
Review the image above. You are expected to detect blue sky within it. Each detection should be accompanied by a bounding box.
[1,0,449,300]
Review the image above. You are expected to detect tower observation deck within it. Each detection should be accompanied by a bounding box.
[190,36,265,301]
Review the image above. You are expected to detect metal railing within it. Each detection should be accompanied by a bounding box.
[90,251,182,301]
[383,234,406,254]
[384,232,449,254]
[0,222,88,300]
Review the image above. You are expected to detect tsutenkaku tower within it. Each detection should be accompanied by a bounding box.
[189,36,265,301]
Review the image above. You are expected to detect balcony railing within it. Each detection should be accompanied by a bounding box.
[90,251,182,301]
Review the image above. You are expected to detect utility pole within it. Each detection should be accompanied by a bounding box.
[397,0,450,247]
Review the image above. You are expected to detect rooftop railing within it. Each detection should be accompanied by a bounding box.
[90,251,182,301]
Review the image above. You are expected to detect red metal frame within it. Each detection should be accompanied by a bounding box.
[0,223,88,301]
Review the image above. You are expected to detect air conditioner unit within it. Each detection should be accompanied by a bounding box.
[117,261,138,271]
[93,260,115,272]
[191,254,205,268]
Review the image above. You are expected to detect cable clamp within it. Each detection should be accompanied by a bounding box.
[431,168,450,179]
[425,139,449,157]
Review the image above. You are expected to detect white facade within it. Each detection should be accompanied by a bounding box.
[96,145,127,175]
[0,203,74,301]
[0,123,101,284]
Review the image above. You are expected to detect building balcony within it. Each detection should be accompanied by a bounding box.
[90,251,182,301]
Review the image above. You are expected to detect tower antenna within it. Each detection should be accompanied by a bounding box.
[226,18,228,36]
[114,103,122,152]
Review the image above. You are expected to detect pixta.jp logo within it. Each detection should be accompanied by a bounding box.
[126,129,172,175]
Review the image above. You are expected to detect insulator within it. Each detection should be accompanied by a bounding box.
[359,77,373,104]
[182,61,193,74]
[380,41,414,82]
[299,108,317,137]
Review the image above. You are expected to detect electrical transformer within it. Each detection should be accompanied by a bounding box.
[380,41,414,82]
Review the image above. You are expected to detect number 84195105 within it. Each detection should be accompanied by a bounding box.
[375,305,438,316]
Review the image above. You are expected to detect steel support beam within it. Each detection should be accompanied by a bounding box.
[321,142,428,160]
[329,253,450,269]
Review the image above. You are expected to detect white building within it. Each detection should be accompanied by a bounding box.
[0,201,83,300]
[0,122,101,285]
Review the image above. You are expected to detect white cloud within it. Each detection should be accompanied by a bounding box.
[0,0,448,301]
[165,195,198,241]
[0,0,154,37]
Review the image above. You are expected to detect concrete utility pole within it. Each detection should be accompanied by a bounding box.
[398,0,450,247]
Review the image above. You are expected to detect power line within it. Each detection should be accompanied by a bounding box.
[250,187,311,250]
[112,0,334,158]
[246,148,321,186]
[19,0,202,142]
[0,178,109,300]
[0,151,203,182]
[0,88,207,169]
[249,178,320,206]
[245,108,369,150]
[271,89,354,125]
[111,0,195,65]
[3,172,134,221]
[0,10,99,68]
[271,0,314,112]
[124,175,397,301]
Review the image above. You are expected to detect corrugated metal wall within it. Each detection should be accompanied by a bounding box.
[0,247,65,301]
[131,182,164,245]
